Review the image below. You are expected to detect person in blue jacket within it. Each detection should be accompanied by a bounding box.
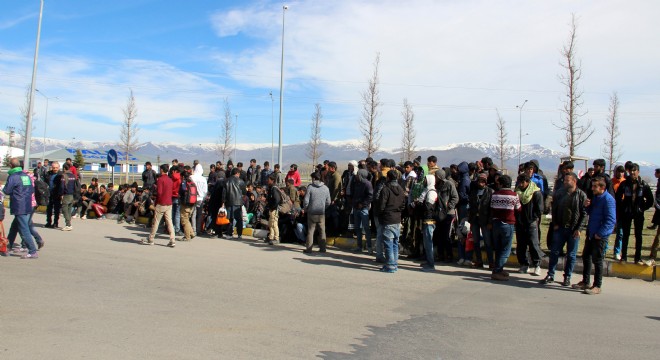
[3,158,38,259]
[574,176,616,295]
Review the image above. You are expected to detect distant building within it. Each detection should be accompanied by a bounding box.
[25,148,155,173]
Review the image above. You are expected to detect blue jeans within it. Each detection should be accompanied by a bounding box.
[354,207,371,250]
[8,209,43,248]
[422,223,436,268]
[548,227,580,279]
[171,198,181,233]
[473,222,493,265]
[374,217,385,260]
[13,214,37,255]
[226,205,243,237]
[492,220,514,273]
[381,224,400,270]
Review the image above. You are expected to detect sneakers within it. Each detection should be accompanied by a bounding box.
[21,252,39,259]
[584,286,601,295]
[141,239,154,245]
[72,214,79,219]
[561,277,571,286]
[167,242,176,248]
[37,241,45,250]
[572,281,589,290]
[267,240,279,245]
[421,264,436,272]
[614,253,622,261]
[81,215,87,220]
[303,249,313,254]
[380,266,397,273]
[644,259,656,266]
[540,276,554,285]
[529,266,542,276]
[457,259,465,266]
[62,226,73,231]
[518,265,529,274]
[44,223,54,228]
[491,272,509,281]
[463,260,474,267]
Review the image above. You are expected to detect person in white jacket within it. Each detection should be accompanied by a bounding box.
[191,163,208,235]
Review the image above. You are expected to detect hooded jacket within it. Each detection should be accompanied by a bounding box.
[417,174,438,221]
[303,180,331,216]
[456,162,471,206]
[434,172,459,216]
[3,167,34,215]
[351,169,373,210]
[377,180,406,225]
[515,182,543,226]
[192,164,208,205]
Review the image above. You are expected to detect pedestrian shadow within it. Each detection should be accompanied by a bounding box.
[295,256,380,271]
[105,235,142,245]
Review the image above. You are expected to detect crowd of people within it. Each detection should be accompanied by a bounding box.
[2,154,659,294]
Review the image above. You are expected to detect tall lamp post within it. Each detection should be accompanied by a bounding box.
[516,99,528,169]
[23,0,45,168]
[270,91,274,165]
[277,5,288,167]
[36,89,57,162]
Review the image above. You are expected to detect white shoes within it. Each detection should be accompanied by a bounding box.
[62,226,73,231]
[528,266,542,276]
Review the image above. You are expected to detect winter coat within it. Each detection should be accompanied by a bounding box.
[434,173,459,216]
[351,169,373,210]
[285,170,301,187]
[3,167,34,215]
[586,191,616,239]
[224,176,246,207]
[516,188,543,226]
[327,170,343,202]
[377,180,406,225]
[456,162,471,206]
[142,168,158,190]
[615,178,654,217]
[551,187,587,233]
[303,180,331,216]
[260,168,273,187]
[247,166,260,185]
[468,185,493,227]
[192,164,208,205]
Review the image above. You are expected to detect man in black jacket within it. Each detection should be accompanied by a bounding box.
[541,172,587,286]
[142,162,158,192]
[222,168,246,239]
[468,173,494,268]
[351,169,373,253]
[266,173,282,245]
[376,170,405,273]
[615,163,654,264]
[515,173,544,276]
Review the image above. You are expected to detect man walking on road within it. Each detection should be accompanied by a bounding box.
[223,168,246,239]
[60,163,77,231]
[303,172,331,254]
[541,172,587,286]
[574,177,616,295]
[3,158,39,259]
[143,164,176,247]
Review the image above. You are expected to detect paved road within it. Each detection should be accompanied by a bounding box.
[2,213,659,359]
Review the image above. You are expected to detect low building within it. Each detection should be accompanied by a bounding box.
[26,148,155,174]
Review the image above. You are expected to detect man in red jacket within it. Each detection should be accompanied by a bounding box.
[143,164,176,247]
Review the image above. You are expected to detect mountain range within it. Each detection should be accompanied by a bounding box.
[0,131,656,180]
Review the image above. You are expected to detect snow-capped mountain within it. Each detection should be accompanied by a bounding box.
[0,130,655,179]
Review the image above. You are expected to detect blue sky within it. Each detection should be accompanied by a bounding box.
[1,0,659,163]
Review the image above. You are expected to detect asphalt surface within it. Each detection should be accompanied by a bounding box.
[2,212,659,359]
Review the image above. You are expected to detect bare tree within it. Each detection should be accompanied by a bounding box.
[120,89,139,183]
[217,97,233,162]
[18,85,36,150]
[494,109,513,171]
[307,103,323,169]
[554,14,594,156]
[400,98,417,162]
[602,92,622,175]
[360,52,382,158]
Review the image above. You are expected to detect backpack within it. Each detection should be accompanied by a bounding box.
[433,190,448,222]
[274,187,293,215]
[181,180,198,206]
[34,179,50,206]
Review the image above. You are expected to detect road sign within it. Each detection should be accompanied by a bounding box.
[107,149,118,167]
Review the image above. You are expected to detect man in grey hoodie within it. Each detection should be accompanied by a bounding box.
[303,172,331,253]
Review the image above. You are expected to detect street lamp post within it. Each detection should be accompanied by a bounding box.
[277,5,288,167]
[36,89,58,163]
[23,0,45,168]
[270,91,274,166]
[516,99,528,169]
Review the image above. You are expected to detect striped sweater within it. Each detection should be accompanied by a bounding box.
[490,189,521,225]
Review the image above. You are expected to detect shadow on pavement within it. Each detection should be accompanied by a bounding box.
[646,316,660,321]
